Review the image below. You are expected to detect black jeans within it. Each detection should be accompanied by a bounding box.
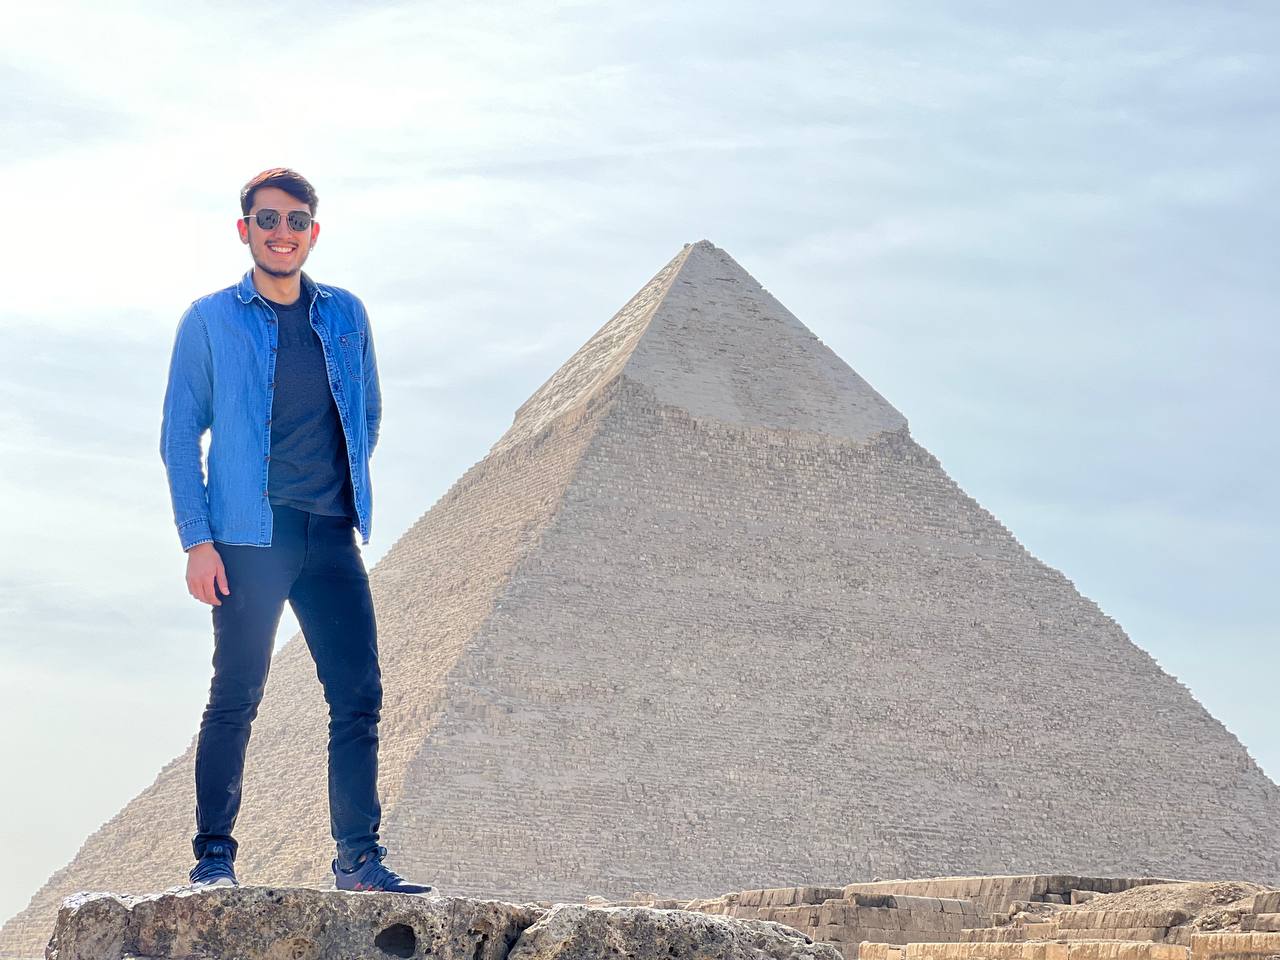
[192,503,382,872]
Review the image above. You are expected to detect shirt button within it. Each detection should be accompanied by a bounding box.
[269,381,276,388]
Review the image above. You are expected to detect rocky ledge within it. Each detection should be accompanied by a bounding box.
[45,885,841,960]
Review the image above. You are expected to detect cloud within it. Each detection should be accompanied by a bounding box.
[0,64,134,162]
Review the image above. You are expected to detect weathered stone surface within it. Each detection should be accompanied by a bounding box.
[42,888,845,960]
[506,903,840,960]
[1190,931,1280,960]
[699,877,1280,959]
[1239,915,1280,933]
[860,946,906,960]
[46,887,541,960]
[1059,913,1190,930]
[898,943,1188,960]
[840,882,1177,921]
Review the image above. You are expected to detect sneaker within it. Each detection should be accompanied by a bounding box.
[332,845,432,894]
[189,842,238,888]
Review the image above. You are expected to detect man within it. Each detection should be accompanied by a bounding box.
[159,168,431,894]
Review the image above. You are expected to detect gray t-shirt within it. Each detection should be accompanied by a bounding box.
[263,294,355,520]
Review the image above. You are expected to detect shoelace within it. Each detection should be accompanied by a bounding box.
[348,846,408,891]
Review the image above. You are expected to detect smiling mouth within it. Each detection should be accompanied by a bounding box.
[267,243,296,255]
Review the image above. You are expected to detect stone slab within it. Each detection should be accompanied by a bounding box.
[46,887,541,960]
[1240,916,1280,934]
[1251,895,1280,916]
[1190,932,1280,960]
[898,942,1188,960]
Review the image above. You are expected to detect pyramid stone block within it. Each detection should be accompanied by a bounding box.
[3,241,1279,959]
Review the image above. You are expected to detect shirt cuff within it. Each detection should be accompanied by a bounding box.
[178,517,214,551]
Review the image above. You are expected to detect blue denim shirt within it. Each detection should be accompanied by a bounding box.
[160,270,381,551]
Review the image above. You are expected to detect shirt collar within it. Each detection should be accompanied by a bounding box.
[235,269,331,305]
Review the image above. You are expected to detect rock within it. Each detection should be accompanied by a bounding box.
[507,903,842,960]
[46,886,541,960]
[45,887,838,960]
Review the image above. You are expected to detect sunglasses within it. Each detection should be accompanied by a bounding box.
[242,208,314,231]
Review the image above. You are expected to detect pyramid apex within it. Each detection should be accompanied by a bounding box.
[493,242,906,454]
[681,238,725,257]
[624,242,907,441]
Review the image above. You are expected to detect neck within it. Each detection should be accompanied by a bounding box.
[252,267,303,305]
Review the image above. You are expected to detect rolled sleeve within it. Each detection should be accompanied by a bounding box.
[159,303,215,550]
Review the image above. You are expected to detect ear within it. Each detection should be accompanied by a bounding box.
[237,218,250,244]
[310,220,321,246]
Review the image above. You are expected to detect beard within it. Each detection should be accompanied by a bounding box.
[255,260,298,278]
[252,243,311,278]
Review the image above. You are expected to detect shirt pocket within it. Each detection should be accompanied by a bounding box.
[336,331,364,381]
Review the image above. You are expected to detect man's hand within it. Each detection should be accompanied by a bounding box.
[186,542,230,606]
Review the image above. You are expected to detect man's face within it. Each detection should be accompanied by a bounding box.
[237,185,321,279]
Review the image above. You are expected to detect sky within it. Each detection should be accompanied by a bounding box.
[1,0,1277,932]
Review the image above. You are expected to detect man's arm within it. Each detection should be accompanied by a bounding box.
[361,301,382,457]
[159,303,215,548]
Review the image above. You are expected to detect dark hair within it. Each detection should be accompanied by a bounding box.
[240,168,319,216]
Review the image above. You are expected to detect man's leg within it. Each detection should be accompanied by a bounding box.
[192,508,306,862]
[287,513,383,871]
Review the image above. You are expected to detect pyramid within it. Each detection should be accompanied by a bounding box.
[4,241,1278,957]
